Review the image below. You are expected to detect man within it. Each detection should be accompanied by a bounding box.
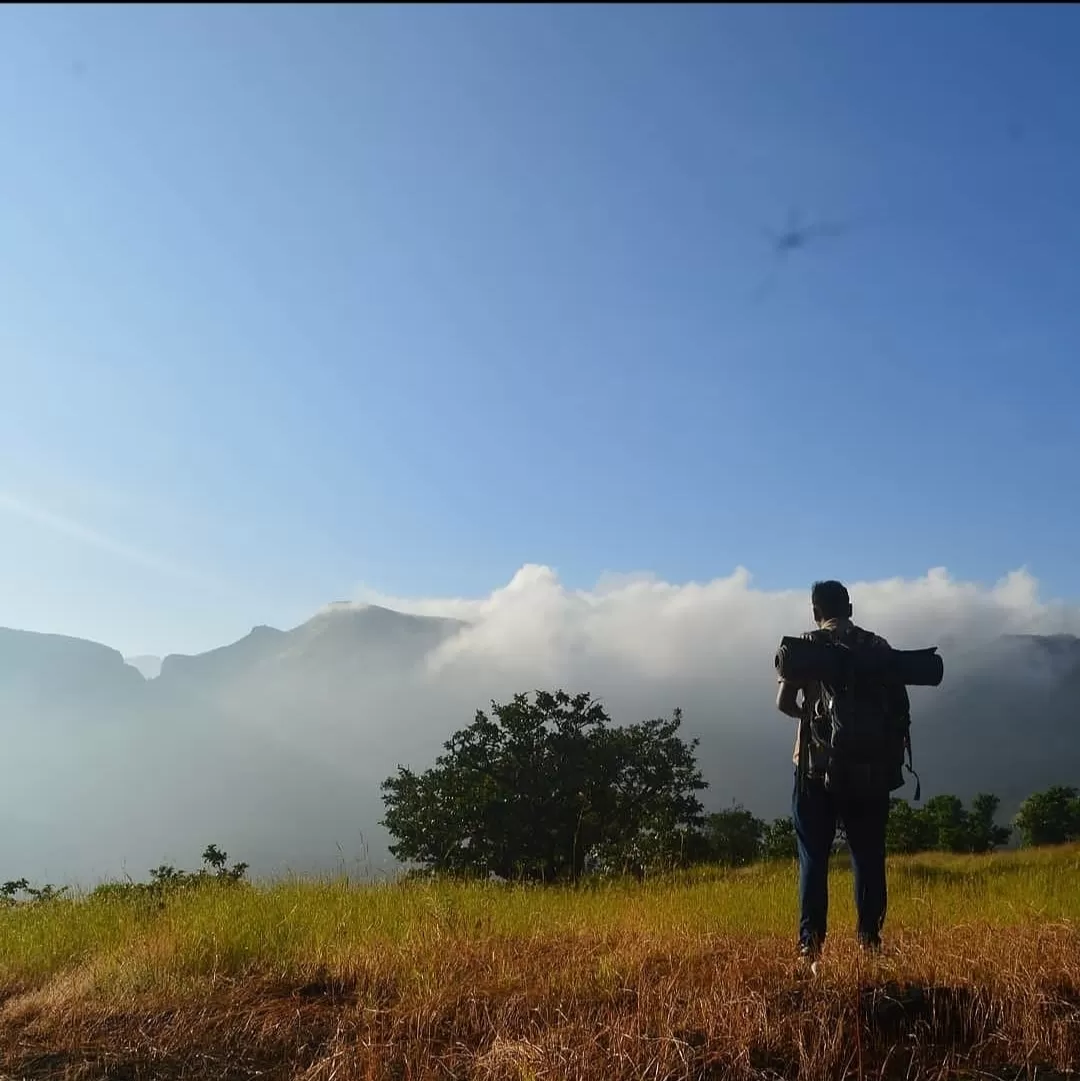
[776,580,910,965]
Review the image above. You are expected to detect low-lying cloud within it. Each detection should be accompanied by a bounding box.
[357,563,1075,680]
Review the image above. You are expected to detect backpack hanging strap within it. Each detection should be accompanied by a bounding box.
[904,730,921,802]
[797,704,812,793]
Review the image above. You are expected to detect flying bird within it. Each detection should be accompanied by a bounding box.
[750,207,853,302]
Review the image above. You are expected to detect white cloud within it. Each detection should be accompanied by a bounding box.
[351,563,1077,682]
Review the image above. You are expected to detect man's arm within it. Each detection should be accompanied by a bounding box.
[890,681,911,721]
[776,679,803,719]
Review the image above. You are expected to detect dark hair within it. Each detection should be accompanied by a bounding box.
[811,580,852,621]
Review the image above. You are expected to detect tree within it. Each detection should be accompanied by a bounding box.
[965,793,1012,853]
[1014,785,1080,847]
[761,816,797,861]
[703,804,765,867]
[920,794,972,853]
[886,798,936,854]
[887,793,1011,855]
[380,690,707,883]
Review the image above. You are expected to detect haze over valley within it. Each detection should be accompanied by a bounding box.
[4,563,1077,886]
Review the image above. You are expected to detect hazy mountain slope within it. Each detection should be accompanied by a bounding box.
[0,607,468,884]
[0,627,145,699]
[156,605,464,692]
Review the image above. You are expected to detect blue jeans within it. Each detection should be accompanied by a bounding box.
[791,771,890,950]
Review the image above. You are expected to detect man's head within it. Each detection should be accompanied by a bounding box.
[811,580,852,626]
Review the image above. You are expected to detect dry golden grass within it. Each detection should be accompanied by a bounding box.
[2,846,1079,1080]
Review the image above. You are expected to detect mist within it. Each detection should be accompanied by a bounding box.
[2,564,1078,888]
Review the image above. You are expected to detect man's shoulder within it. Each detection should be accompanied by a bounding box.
[802,623,892,648]
[850,624,890,649]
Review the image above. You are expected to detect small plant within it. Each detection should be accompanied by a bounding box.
[84,844,250,906]
[202,844,249,883]
[0,879,30,908]
[25,884,69,903]
[1,877,68,907]
[761,816,798,861]
[146,844,249,894]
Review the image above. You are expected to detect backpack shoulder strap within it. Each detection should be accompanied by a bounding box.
[856,625,923,801]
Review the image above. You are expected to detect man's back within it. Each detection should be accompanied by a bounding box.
[800,618,911,793]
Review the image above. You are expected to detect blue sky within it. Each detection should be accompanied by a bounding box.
[1,4,1078,656]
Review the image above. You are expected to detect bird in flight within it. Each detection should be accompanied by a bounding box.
[767,207,849,255]
[750,207,852,302]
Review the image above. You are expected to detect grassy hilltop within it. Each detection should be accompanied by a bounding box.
[3,846,1080,1080]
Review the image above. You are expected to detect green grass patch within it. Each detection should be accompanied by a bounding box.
[3,845,1078,998]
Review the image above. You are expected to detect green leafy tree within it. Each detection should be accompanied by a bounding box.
[380,690,707,882]
[886,798,935,854]
[965,793,1012,853]
[920,794,972,853]
[1014,785,1080,847]
[761,816,797,861]
[703,804,765,867]
[887,793,1011,854]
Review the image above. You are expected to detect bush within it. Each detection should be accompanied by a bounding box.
[1014,786,1080,847]
[87,844,249,905]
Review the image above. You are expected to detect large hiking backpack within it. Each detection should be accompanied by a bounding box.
[805,628,919,801]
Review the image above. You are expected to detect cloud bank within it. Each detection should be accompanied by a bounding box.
[355,562,1075,680]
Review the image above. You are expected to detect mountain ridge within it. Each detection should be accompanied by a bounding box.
[5,615,1072,686]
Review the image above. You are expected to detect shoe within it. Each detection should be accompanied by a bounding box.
[798,941,822,976]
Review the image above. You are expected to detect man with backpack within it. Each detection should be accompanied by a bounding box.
[776,580,913,965]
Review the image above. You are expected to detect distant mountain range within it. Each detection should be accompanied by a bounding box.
[1,608,1078,885]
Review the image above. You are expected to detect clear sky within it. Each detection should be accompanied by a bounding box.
[1,4,1078,657]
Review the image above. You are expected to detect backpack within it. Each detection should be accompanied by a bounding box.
[804,627,920,802]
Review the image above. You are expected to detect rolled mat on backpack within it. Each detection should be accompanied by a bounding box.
[774,636,944,687]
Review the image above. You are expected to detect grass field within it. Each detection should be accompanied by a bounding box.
[2,846,1079,1080]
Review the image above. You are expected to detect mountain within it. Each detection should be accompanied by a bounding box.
[918,633,1080,806]
[158,603,463,689]
[0,605,470,885]
[125,655,162,680]
[0,608,1077,885]
[0,627,145,698]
